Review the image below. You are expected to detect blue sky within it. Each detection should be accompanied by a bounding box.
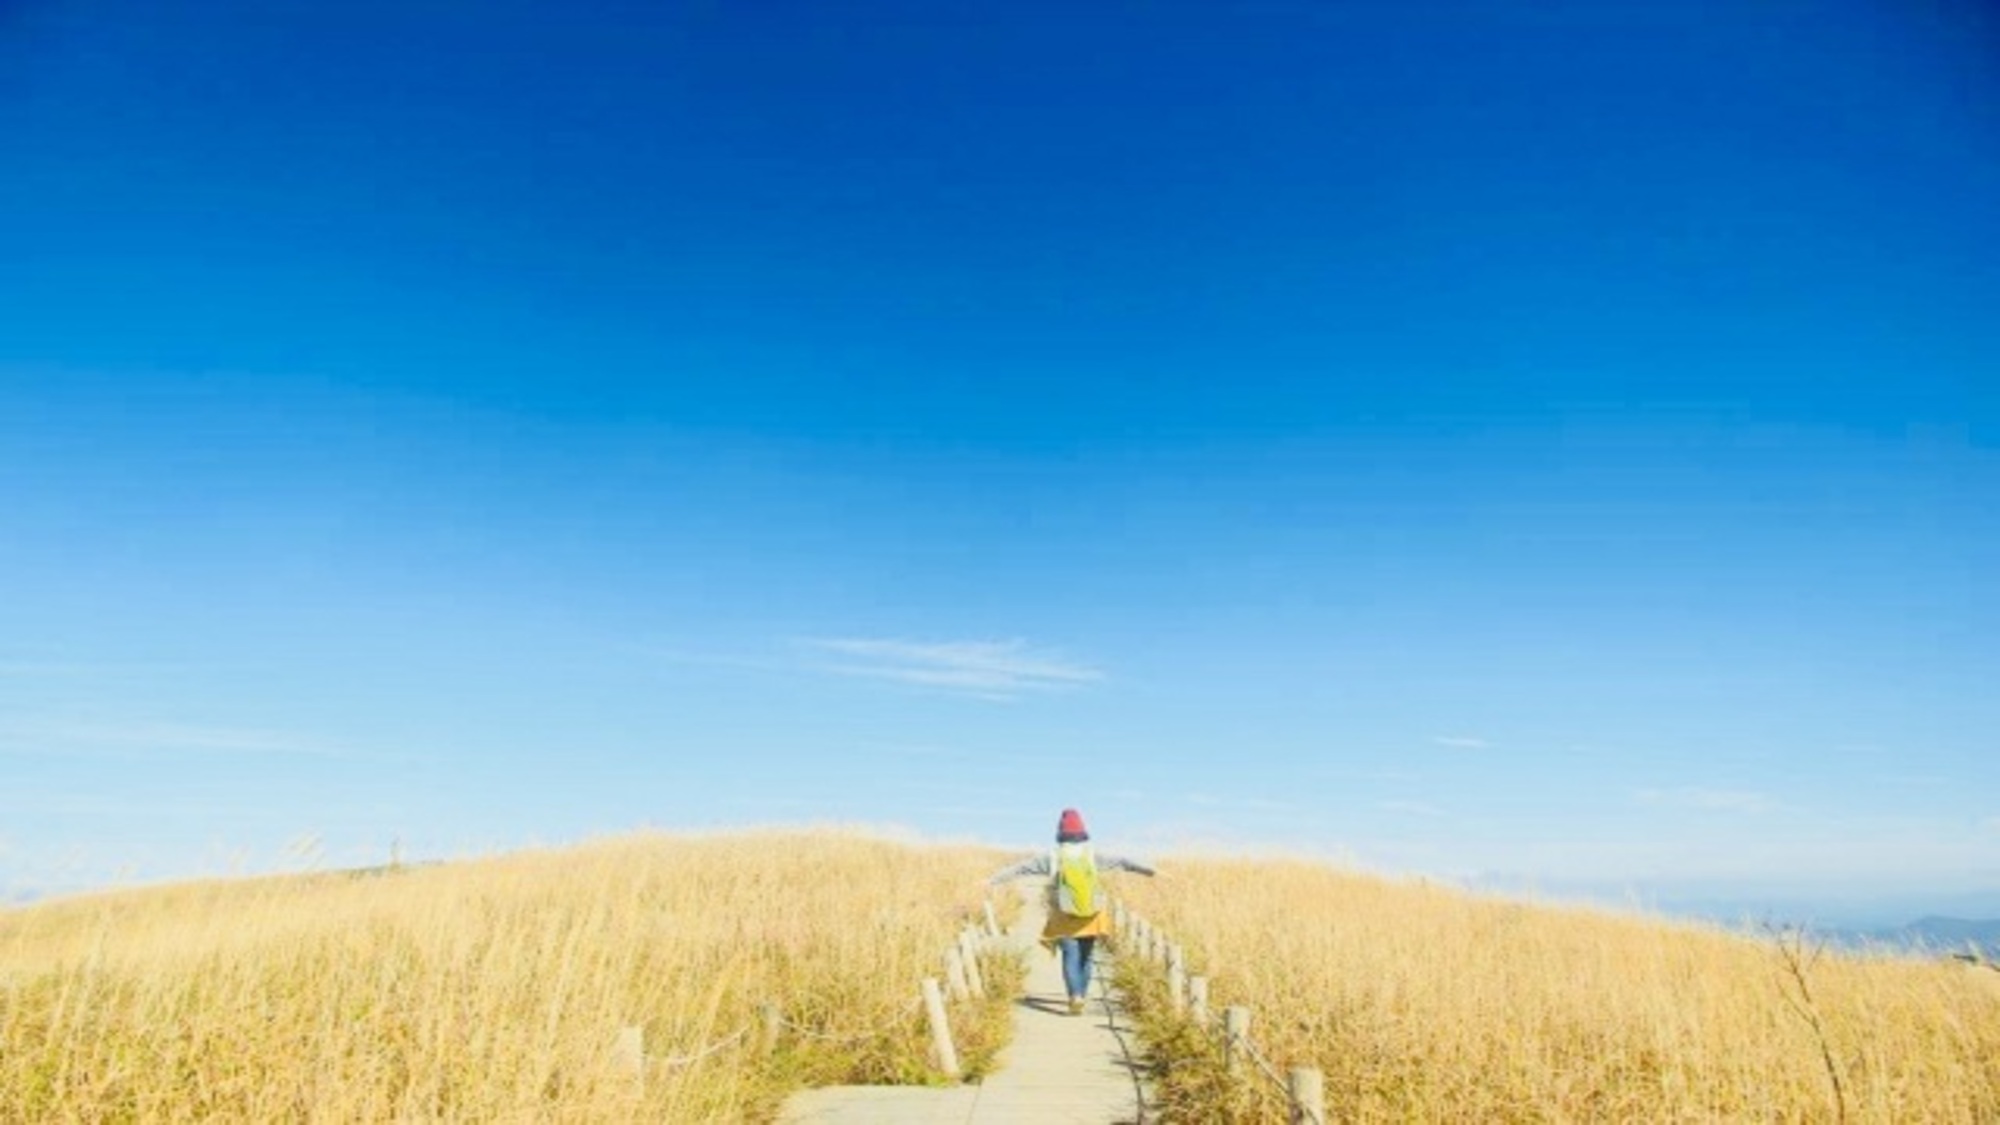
[3,0,1996,913]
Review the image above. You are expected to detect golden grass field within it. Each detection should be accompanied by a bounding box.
[0,831,1019,1122]
[1117,859,2000,1123]
[12,834,1997,1123]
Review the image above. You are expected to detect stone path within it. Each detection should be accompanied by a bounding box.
[777,890,1150,1124]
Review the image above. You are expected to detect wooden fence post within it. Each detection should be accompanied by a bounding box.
[1189,975,1210,1024]
[958,927,986,998]
[945,947,971,1001]
[611,1025,644,1082]
[1224,1006,1250,1077]
[921,978,961,1079]
[983,898,1001,938]
[1289,1066,1326,1125]
[759,1002,783,1056]
[1168,962,1186,1015]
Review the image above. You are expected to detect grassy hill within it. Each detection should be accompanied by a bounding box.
[8,835,1996,1122]
[1117,859,2000,1122]
[0,831,1018,1122]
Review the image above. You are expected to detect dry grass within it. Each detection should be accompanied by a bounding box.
[0,830,1021,1122]
[1118,859,2000,1123]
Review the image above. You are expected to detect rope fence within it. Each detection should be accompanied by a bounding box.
[610,903,1010,1086]
[610,885,1336,1115]
[644,1024,754,1070]
[773,996,924,1044]
[1112,900,1328,1125]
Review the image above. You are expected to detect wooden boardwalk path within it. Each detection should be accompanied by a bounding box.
[778,890,1150,1124]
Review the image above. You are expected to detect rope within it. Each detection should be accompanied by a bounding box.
[643,992,923,1070]
[648,1024,753,1070]
[1208,1006,1322,1123]
[777,996,923,1043]
[1237,1033,1297,1101]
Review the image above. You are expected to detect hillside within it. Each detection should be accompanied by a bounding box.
[1118,859,2000,1122]
[9,838,1995,1122]
[0,832,1017,1122]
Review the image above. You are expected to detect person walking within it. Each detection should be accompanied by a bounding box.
[989,808,1156,1015]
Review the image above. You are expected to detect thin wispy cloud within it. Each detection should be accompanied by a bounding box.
[1636,787,1774,814]
[1380,800,1446,818]
[1431,735,1489,750]
[797,637,1102,699]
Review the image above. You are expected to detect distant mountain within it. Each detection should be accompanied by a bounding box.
[1455,873,2000,933]
[1816,916,2000,959]
[1876,916,2000,957]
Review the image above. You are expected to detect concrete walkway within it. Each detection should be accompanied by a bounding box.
[777,890,1150,1124]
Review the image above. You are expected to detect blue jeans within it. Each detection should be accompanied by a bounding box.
[1058,936,1098,999]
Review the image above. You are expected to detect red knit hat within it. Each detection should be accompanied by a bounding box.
[1057,808,1087,838]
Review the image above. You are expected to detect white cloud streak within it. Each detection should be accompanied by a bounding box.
[1380,800,1446,818]
[797,637,1102,699]
[1431,735,1489,749]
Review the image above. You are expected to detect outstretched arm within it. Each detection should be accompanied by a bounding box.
[1099,854,1157,877]
[987,854,1051,885]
